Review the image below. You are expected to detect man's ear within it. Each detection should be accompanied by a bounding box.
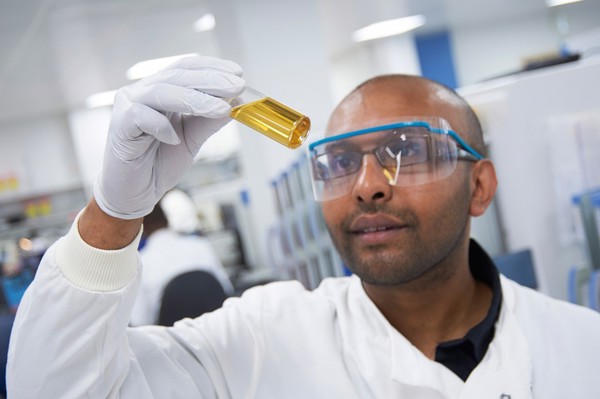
[469,160,497,217]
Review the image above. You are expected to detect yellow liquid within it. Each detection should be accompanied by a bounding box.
[230,97,310,149]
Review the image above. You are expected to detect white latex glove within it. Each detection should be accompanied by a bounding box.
[94,56,245,219]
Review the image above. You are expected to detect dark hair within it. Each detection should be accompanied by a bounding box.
[143,203,168,237]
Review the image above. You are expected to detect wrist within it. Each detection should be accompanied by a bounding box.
[79,198,144,250]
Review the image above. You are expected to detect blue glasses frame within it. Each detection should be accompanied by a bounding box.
[308,121,484,161]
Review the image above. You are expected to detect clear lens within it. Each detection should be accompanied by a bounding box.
[309,118,460,201]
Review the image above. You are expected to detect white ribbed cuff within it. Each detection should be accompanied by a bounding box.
[55,210,142,292]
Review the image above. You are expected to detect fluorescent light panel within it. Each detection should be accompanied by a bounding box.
[352,15,426,43]
[545,0,584,6]
[194,13,216,32]
[85,89,117,108]
[86,52,201,108]
[126,53,199,80]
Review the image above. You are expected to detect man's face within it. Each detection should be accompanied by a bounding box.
[321,82,474,286]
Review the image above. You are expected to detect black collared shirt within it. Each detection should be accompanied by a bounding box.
[434,239,502,381]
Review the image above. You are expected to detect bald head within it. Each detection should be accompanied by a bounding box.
[327,74,485,155]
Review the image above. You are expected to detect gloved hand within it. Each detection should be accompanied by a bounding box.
[94,56,245,219]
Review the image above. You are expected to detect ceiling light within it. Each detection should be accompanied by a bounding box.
[352,15,426,43]
[126,53,199,80]
[194,13,216,32]
[85,89,117,108]
[545,0,584,6]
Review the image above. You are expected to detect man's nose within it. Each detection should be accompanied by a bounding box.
[351,154,393,203]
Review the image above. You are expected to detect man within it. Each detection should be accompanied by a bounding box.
[7,56,600,398]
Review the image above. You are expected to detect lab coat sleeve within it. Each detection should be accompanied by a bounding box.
[130,279,154,327]
[6,215,141,397]
[6,217,239,398]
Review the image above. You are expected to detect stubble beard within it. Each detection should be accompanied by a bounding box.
[328,204,469,287]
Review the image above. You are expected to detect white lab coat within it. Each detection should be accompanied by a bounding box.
[7,220,600,398]
[131,228,234,326]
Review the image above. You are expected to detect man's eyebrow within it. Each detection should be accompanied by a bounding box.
[323,140,358,152]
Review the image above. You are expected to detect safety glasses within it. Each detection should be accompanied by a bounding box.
[308,117,483,202]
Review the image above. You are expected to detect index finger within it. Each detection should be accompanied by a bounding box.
[163,55,243,76]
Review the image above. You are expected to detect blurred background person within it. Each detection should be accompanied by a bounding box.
[0,237,45,398]
[130,189,234,326]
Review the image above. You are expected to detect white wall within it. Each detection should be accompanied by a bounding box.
[452,14,560,86]
[460,59,600,300]
[0,115,81,202]
[67,107,112,197]
[328,35,422,106]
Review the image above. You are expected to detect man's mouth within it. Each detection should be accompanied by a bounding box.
[351,213,404,229]
[348,214,408,240]
[355,225,401,234]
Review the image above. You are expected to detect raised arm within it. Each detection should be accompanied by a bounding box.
[82,54,246,250]
[7,56,245,398]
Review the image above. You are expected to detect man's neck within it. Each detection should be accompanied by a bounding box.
[362,255,493,359]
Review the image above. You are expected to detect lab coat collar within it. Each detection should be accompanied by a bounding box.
[346,275,534,398]
[347,276,463,396]
[459,275,534,398]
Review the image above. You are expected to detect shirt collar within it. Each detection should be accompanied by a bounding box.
[465,239,502,358]
[435,239,502,380]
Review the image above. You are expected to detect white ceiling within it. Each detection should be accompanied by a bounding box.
[0,0,596,126]
[0,0,216,125]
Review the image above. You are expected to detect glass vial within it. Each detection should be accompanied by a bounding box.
[230,87,311,149]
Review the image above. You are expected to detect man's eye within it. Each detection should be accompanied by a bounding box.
[315,161,329,180]
[387,140,425,159]
[330,153,359,175]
